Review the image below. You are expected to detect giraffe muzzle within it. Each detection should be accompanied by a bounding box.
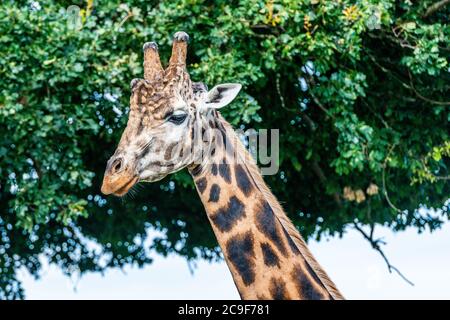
[101,174,138,196]
[101,156,138,196]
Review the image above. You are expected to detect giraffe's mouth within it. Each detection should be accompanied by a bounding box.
[101,175,138,197]
[112,176,139,196]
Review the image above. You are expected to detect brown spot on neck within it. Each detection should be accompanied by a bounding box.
[269,277,291,300]
[208,184,220,202]
[218,160,231,183]
[254,199,288,257]
[210,196,245,232]
[225,231,256,287]
[234,164,254,196]
[260,242,281,268]
[291,264,328,300]
[195,177,207,194]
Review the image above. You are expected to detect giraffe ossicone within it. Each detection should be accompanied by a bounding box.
[101,31,344,300]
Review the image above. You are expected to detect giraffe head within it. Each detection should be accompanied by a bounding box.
[101,32,241,196]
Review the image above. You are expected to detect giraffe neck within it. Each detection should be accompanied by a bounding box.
[189,115,343,300]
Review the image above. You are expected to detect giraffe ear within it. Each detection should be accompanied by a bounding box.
[200,83,242,112]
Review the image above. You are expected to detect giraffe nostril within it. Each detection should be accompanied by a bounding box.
[111,158,123,173]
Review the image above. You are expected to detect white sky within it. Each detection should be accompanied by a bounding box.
[18,222,450,300]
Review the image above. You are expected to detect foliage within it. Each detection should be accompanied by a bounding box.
[0,0,449,299]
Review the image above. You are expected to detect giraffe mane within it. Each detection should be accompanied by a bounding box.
[217,114,345,300]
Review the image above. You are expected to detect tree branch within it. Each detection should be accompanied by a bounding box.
[361,100,391,129]
[434,175,450,180]
[304,75,335,119]
[368,31,416,50]
[276,73,294,112]
[423,0,450,18]
[275,73,319,131]
[382,144,404,214]
[311,160,342,207]
[366,52,450,106]
[407,71,450,106]
[301,112,317,131]
[353,222,414,286]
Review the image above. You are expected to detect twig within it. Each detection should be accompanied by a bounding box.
[389,28,417,50]
[276,75,340,205]
[434,175,450,180]
[361,100,391,129]
[365,52,414,90]
[311,160,342,207]
[423,0,450,18]
[419,160,450,181]
[300,113,317,131]
[353,222,415,286]
[368,30,416,50]
[304,75,335,119]
[116,10,134,30]
[366,52,450,106]
[382,144,404,214]
[407,71,450,106]
[276,74,319,131]
[275,74,293,112]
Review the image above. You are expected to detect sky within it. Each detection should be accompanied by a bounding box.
[17,221,450,300]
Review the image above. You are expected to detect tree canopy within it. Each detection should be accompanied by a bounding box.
[0,0,449,299]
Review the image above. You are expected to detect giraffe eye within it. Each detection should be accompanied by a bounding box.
[167,113,187,125]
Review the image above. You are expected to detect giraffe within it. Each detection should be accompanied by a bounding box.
[100,31,344,300]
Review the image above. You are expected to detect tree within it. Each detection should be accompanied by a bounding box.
[0,0,448,299]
